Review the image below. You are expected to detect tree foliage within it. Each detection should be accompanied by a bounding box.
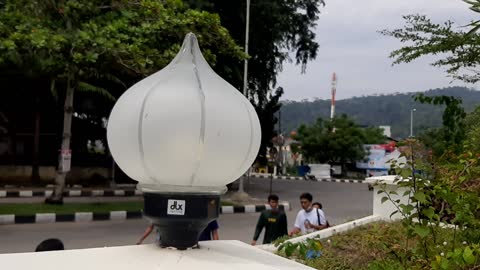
[377,0,480,159]
[0,0,246,140]
[380,1,480,83]
[185,0,322,90]
[295,115,385,165]
[0,0,245,190]
[184,0,324,162]
[415,94,467,155]
[377,138,480,269]
[0,0,245,86]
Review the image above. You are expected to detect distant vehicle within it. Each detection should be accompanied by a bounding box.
[304,164,331,180]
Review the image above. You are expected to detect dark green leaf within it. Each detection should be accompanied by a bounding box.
[285,244,295,257]
[381,196,389,204]
[422,208,435,219]
[414,225,430,238]
[463,247,475,264]
[414,192,427,203]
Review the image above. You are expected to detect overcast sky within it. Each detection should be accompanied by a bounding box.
[277,0,477,100]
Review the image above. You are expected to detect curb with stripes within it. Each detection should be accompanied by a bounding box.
[250,174,365,183]
[0,211,143,225]
[0,176,366,198]
[0,189,142,198]
[0,202,290,225]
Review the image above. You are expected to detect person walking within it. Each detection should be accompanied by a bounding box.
[35,238,64,252]
[198,220,220,241]
[138,220,219,245]
[289,193,327,236]
[251,194,288,245]
[137,224,155,245]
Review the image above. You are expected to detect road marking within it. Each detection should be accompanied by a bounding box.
[35,213,56,223]
[75,212,93,222]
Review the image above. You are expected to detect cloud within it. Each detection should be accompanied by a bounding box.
[277,0,476,100]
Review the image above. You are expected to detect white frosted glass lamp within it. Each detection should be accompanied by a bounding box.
[106,33,261,249]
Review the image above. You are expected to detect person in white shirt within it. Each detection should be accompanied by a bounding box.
[289,193,327,235]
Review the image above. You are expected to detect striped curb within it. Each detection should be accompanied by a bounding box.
[0,203,291,225]
[1,176,366,198]
[219,202,290,214]
[250,173,365,183]
[0,189,141,198]
[0,210,143,225]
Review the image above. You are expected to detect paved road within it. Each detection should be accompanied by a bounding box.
[243,177,372,223]
[0,178,372,254]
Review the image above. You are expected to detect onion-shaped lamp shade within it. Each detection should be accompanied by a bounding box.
[107,33,261,249]
[107,33,261,195]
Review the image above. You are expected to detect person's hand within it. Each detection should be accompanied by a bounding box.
[251,240,257,246]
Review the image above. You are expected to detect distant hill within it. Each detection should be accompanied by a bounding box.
[280,87,480,139]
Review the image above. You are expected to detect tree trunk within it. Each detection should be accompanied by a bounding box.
[8,114,16,165]
[46,76,74,204]
[31,97,41,183]
[109,153,116,188]
[341,162,347,178]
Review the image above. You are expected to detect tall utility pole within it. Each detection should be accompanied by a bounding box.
[278,109,285,175]
[330,72,337,120]
[410,108,416,137]
[242,0,250,99]
[238,0,251,195]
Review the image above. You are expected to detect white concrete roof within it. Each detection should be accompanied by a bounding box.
[1,240,314,270]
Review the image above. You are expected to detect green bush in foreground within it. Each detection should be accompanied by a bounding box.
[276,222,479,270]
[276,138,480,269]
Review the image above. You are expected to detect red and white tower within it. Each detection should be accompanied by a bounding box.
[330,72,337,120]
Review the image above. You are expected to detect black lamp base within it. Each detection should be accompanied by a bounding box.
[143,192,220,250]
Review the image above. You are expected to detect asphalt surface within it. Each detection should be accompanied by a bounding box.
[0,177,373,254]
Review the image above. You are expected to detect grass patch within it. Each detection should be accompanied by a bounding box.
[220,201,234,206]
[277,222,469,270]
[306,222,406,270]
[0,201,234,215]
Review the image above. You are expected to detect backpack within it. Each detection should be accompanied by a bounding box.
[316,208,330,228]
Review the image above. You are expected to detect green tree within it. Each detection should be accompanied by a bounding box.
[295,115,385,173]
[464,105,480,154]
[415,94,467,156]
[380,1,480,83]
[0,0,244,202]
[379,0,480,157]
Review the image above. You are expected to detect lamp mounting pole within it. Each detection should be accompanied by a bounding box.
[410,108,416,137]
[238,0,251,195]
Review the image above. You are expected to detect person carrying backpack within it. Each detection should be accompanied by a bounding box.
[289,193,328,236]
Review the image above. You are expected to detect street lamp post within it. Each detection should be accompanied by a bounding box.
[410,108,416,137]
[243,0,250,99]
[238,0,251,195]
